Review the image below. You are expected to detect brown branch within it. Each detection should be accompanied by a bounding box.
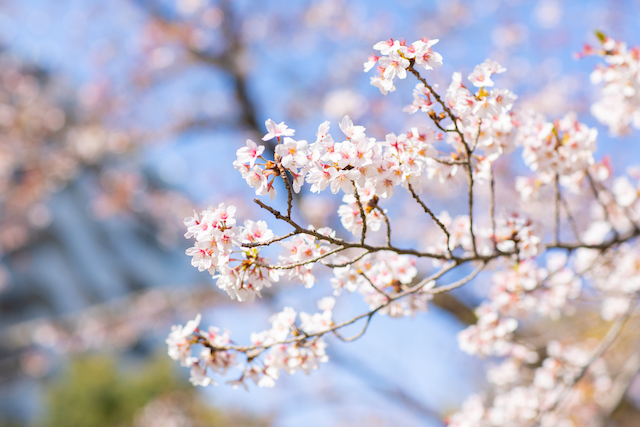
[465,160,479,256]
[377,206,392,247]
[407,183,452,258]
[332,313,375,342]
[549,227,640,252]
[587,171,619,240]
[255,246,345,270]
[254,198,453,260]
[359,271,390,300]
[472,119,482,152]
[241,231,298,248]
[407,66,479,256]
[352,181,367,244]
[560,194,581,243]
[322,250,370,268]
[276,160,294,219]
[427,262,485,295]
[200,262,459,353]
[431,157,468,166]
[407,64,467,150]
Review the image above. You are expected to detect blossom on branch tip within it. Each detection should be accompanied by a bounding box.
[166,313,201,366]
[373,38,400,55]
[411,38,443,70]
[370,75,396,95]
[378,51,410,80]
[404,83,436,114]
[368,38,442,94]
[363,54,380,72]
[262,119,295,141]
[585,35,640,135]
[468,59,506,87]
[275,137,309,169]
[338,115,365,139]
[236,139,264,168]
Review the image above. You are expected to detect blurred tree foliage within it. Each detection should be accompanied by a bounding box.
[38,353,271,427]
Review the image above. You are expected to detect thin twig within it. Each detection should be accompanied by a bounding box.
[587,171,619,240]
[352,181,367,245]
[407,183,453,258]
[465,160,479,256]
[241,231,298,248]
[472,119,482,152]
[588,170,639,232]
[276,161,294,219]
[201,262,458,353]
[427,262,485,295]
[560,194,581,243]
[322,250,370,268]
[550,227,640,252]
[407,64,467,149]
[332,313,375,342]
[254,198,454,261]
[408,66,479,256]
[432,157,468,166]
[255,246,345,270]
[377,206,392,247]
[359,271,390,300]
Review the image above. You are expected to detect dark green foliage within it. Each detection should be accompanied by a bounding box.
[39,353,270,427]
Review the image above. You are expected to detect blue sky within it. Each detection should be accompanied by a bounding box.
[3,0,640,425]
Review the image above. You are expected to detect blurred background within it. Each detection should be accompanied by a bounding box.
[1,0,640,426]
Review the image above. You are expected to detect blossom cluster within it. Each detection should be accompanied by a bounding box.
[444,61,517,162]
[582,34,640,135]
[235,115,445,202]
[169,36,640,426]
[331,251,431,317]
[517,111,597,190]
[184,204,280,301]
[612,168,640,209]
[449,341,613,427]
[425,212,542,261]
[234,46,521,214]
[166,314,236,387]
[583,242,640,320]
[488,255,581,319]
[166,300,334,388]
[457,254,581,359]
[337,182,386,236]
[278,226,337,288]
[184,203,341,301]
[364,38,443,94]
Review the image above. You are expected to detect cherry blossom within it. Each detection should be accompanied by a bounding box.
[582,35,640,135]
[274,137,309,169]
[411,38,443,70]
[468,59,506,87]
[262,119,295,141]
[236,139,264,168]
[168,36,640,426]
[367,37,442,94]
